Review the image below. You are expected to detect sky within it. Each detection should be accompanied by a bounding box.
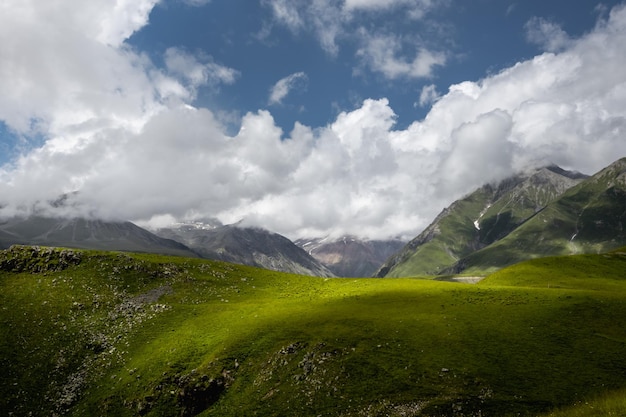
[0,0,625,241]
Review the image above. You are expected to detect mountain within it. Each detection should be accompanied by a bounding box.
[155,223,335,277]
[377,165,588,277]
[0,216,197,257]
[296,236,405,277]
[450,157,626,274]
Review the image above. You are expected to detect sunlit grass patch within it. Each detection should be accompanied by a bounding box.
[2,246,626,416]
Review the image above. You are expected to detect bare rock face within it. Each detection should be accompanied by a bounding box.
[296,236,405,277]
[155,223,335,277]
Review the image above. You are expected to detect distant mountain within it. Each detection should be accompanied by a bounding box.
[155,223,335,277]
[0,216,197,257]
[377,165,588,277]
[296,236,405,277]
[449,157,626,274]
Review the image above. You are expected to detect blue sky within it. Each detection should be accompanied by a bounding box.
[0,0,625,240]
[127,0,613,131]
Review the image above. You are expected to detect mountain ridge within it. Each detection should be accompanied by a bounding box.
[376,164,588,277]
[446,157,626,274]
[0,216,198,258]
[154,223,335,277]
[378,158,626,277]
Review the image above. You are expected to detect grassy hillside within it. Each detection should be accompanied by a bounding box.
[2,245,626,416]
[455,158,626,274]
[380,187,494,277]
[380,166,583,277]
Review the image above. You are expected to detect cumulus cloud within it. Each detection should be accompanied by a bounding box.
[0,0,161,136]
[1,1,626,242]
[268,72,308,105]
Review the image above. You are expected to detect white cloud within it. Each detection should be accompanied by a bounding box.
[268,72,308,105]
[180,0,212,6]
[343,0,437,18]
[0,0,163,138]
[1,2,626,243]
[262,0,445,59]
[418,84,440,107]
[356,32,446,79]
[262,0,304,31]
[344,0,405,9]
[525,17,572,52]
[164,47,239,98]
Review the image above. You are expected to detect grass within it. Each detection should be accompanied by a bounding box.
[385,189,494,277]
[2,245,626,416]
[539,388,626,417]
[459,162,626,275]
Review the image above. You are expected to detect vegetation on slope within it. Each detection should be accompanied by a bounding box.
[379,166,584,277]
[1,245,626,416]
[456,158,626,274]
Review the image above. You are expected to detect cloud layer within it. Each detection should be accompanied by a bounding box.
[1,2,626,241]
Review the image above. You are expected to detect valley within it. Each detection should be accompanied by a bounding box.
[1,245,626,416]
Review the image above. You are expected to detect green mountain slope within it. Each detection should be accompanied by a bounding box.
[453,157,626,274]
[2,246,626,416]
[377,166,585,277]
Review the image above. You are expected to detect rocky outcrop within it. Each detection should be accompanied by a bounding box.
[0,245,82,273]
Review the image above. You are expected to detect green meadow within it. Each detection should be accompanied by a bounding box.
[2,245,626,416]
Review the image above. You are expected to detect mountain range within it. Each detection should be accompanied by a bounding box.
[0,158,624,278]
[0,216,334,277]
[378,157,626,277]
[0,217,197,258]
[154,222,335,277]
